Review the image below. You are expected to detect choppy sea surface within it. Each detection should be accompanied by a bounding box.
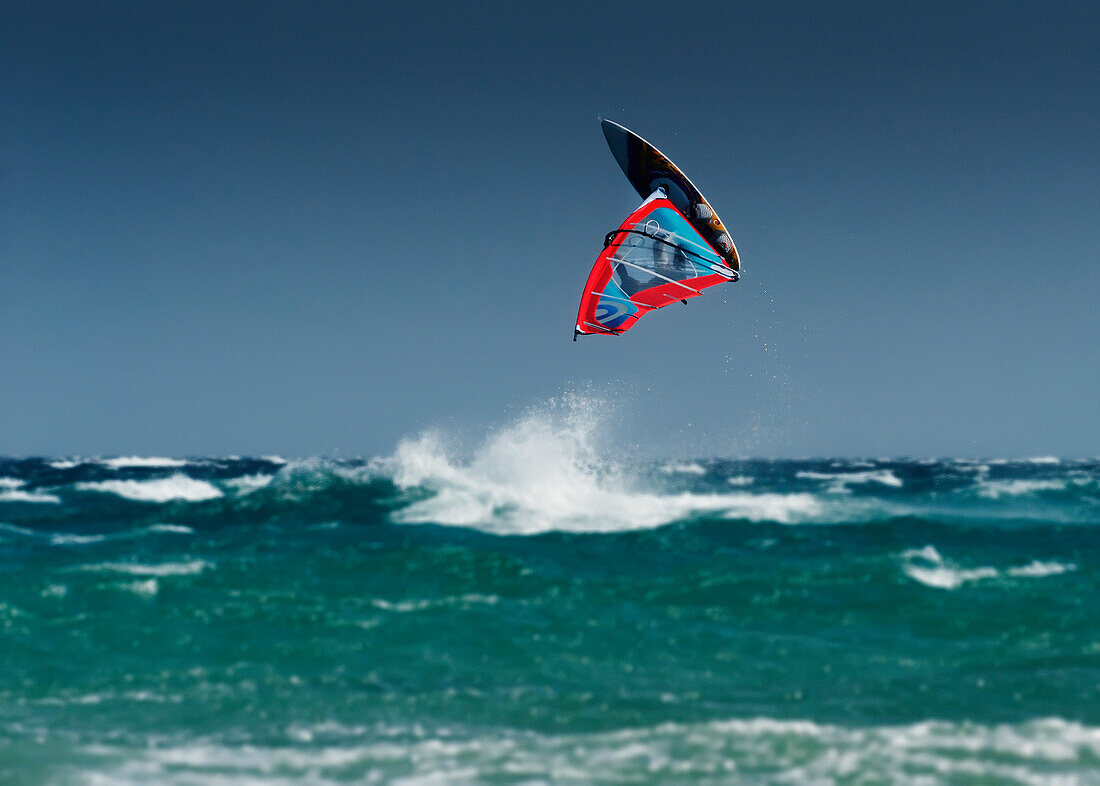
[2,410,1099,783]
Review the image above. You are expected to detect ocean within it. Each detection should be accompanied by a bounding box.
[2,406,1098,784]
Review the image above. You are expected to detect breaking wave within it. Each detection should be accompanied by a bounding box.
[0,477,59,502]
[973,478,1070,499]
[378,398,825,534]
[796,469,904,493]
[99,456,191,469]
[222,473,274,495]
[75,474,224,503]
[0,488,60,504]
[901,545,1077,590]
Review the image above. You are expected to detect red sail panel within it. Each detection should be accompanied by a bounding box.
[574,193,736,337]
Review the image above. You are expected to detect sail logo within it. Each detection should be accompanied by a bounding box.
[596,296,633,328]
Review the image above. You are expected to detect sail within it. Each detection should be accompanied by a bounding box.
[574,190,737,337]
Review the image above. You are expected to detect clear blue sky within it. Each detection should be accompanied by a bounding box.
[2,0,1097,457]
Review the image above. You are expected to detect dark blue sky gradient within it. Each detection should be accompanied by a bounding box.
[3,1,1098,456]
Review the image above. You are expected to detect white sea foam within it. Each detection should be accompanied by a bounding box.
[974,479,1067,499]
[371,594,500,613]
[380,396,823,534]
[100,456,190,469]
[950,460,991,474]
[0,488,61,504]
[1027,456,1062,464]
[76,474,223,503]
[48,524,194,546]
[71,716,1100,785]
[120,579,159,597]
[904,560,998,590]
[902,545,986,590]
[147,524,195,535]
[902,546,1076,590]
[47,459,83,469]
[262,455,290,465]
[0,478,57,504]
[1006,560,1077,578]
[659,462,707,475]
[796,469,903,493]
[80,560,211,577]
[726,475,755,486]
[223,473,274,495]
[51,533,111,545]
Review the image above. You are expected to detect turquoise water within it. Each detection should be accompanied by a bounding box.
[2,415,1098,783]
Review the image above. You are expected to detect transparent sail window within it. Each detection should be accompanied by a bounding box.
[609,231,714,297]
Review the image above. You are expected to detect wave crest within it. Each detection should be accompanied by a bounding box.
[901,546,1076,590]
[379,397,823,534]
[76,474,223,503]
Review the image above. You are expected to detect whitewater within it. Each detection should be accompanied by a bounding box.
[1,401,1098,784]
